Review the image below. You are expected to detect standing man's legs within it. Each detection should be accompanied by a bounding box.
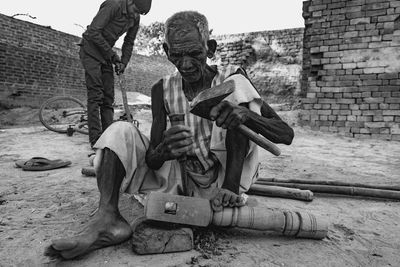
[100,64,115,131]
[80,49,113,147]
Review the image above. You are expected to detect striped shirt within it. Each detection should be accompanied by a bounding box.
[163,66,237,174]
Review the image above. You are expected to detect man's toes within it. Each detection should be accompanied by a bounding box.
[44,245,63,259]
[50,239,78,251]
[60,246,89,260]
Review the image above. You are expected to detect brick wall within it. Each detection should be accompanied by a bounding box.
[301,0,400,141]
[0,13,174,107]
[212,29,304,101]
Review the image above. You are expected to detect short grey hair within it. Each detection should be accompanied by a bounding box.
[164,11,209,48]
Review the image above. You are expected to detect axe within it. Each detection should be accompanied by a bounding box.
[144,192,328,240]
[189,77,281,156]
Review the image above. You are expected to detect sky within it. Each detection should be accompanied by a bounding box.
[1,1,304,37]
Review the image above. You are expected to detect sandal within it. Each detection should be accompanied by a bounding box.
[15,157,71,171]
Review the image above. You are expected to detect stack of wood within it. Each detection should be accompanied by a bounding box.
[249,178,400,201]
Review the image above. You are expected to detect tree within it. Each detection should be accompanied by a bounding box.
[135,22,165,56]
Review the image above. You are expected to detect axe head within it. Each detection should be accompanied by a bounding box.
[189,79,235,119]
[144,192,213,227]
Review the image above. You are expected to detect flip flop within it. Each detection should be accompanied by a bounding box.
[15,157,61,168]
[15,157,71,171]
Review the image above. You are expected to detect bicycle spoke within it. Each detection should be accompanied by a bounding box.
[39,96,88,134]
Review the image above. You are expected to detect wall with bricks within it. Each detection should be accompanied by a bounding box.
[212,29,304,102]
[0,13,174,107]
[301,0,400,141]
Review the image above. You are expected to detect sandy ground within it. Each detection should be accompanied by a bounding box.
[0,107,400,267]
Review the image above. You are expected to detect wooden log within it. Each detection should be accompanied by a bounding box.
[212,206,327,240]
[248,184,314,202]
[257,178,400,191]
[145,192,328,240]
[255,181,400,200]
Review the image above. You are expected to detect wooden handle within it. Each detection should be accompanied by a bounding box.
[118,76,132,123]
[212,206,328,240]
[237,124,281,156]
[168,114,188,195]
[248,184,314,202]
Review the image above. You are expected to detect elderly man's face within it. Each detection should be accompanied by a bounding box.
[165,24,208,83]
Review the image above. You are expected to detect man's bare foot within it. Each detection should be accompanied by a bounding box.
[45,210,132,259]
[209,188,245,211]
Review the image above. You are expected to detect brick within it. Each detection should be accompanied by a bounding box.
[337,98,355,104]
[324,63,343,70]
[383,110,400,116]
[318,110,333,115]
[364,97,385,104]
[378,73,398,79]
[384,116,394,122]
[386,98,400,104]
[366,3,390,10]
[357,116,373,122]
[364,121,387,128]
[363,68,386,74]
[350,18,370,25]
[131,222,193,254]
[378,14,399,22]
[337,110,351,117]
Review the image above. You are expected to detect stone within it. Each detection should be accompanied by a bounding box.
[131,221,193,255]
[118,194,194,255]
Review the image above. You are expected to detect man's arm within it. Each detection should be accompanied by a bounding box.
[85,1,119,61]
[145,80,194,170]
[121,16,140,65]
[210,72,294,204]
[145,80,168,170]
[218,102,293,196]
[245,102,294,145]
[211,68,294,145]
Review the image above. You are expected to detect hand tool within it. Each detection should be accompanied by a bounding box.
[190,76,281,156]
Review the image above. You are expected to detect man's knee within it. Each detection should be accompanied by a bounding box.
[108,121,135,133]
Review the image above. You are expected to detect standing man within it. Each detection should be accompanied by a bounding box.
[80,0,152,147]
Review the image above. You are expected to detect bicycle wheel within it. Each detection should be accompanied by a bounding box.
[39,96,88,135]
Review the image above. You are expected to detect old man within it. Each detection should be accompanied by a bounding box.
[47,11,294,259]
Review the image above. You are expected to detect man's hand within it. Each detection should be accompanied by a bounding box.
[209,188,246,212]
[111,54,126,75]
[209,101,250,130]
[111,54,121,64]
[115,62,126,75]
[158,125,193,161]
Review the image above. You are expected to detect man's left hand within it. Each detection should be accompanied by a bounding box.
[209,101,249,130]
[115,62,126,75]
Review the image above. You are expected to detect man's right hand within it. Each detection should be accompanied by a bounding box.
[111,54,121,64]
[158,125,193,161]
[111,54,126,75]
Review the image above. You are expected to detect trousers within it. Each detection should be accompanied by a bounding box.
[79,48,114,146]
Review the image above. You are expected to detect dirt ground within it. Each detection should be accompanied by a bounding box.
[0,106,400,267]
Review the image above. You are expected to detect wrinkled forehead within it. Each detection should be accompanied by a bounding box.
[166,21,203,46]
